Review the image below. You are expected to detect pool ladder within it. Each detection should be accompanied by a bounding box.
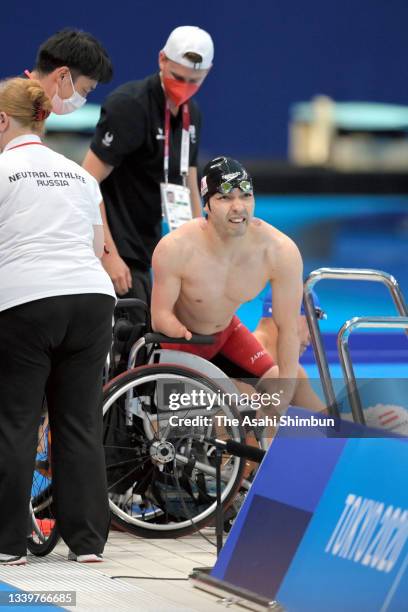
[303,268,408,423]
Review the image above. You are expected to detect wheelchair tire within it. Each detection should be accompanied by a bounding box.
[103,363,246,538]
[27,412,59,555]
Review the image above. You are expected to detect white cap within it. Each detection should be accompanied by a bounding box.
[163,26,214,70]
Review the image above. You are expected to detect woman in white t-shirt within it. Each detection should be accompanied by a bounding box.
[0,78,116,565]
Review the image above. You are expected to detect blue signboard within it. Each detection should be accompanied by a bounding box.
[212,408,408,611]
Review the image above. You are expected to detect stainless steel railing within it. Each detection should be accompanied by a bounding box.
[337,316,408,424]
[303,268,408,418]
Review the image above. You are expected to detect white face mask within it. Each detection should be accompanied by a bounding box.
[52,71,86,115]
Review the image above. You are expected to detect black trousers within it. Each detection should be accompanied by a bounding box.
[121,260,152,315]
[0,294,115,556]
[117,261,152,362]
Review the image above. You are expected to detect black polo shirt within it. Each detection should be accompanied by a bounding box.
[90,73,202,268]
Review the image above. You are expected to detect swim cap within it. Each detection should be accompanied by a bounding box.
[262,287,326,319]
[200,156,253,203]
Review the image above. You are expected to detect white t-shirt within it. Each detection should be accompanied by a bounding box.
[0,134,116,312]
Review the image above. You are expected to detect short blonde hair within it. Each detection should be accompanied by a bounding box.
[0,78,52,133]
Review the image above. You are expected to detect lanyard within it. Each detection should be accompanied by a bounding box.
[6,142,45,151]
[163,102,190,187]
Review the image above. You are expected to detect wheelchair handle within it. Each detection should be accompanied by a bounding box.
[115,298,148,311]
[114,298,151,333]
[114,319,134,342]
[144,332,215,345]
[206,437,265,464]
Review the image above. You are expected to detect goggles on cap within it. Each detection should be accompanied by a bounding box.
[217,179,253,195]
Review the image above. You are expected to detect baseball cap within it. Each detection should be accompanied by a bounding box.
[163,26,214,70]
[262,287,326,319]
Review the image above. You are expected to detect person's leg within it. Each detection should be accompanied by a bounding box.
[120,262,151,324]
[219,317,277,381]
[115,263,151,367]
[217,320,279,446]
[0,302,52,556]
[217,317,278,407]
[46,294,114,556]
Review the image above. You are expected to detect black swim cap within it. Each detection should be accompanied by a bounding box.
[200,156,253,203]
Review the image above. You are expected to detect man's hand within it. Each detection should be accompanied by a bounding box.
[102,252,132,295]
[182,326,192,341]
[164,318,192,340]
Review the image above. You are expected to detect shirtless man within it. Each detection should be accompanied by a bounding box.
[151,156,303,412]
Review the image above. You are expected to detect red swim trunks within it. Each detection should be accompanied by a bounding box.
[161,315,274,378]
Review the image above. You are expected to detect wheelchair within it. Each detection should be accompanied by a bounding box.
[103,299,250,538]
[28,408,59,556]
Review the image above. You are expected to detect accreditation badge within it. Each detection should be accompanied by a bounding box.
[160,182,192,232]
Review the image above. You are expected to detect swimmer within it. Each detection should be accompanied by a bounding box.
[253,287,327,412]
[151,156,304,413]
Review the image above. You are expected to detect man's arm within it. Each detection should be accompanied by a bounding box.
[83,149,132,295]
[187,167,202,218]
[269,238,303,400]
[151,237,192,340]
[83,149,113,183]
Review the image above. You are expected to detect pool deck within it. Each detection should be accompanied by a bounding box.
[0,528,244,611]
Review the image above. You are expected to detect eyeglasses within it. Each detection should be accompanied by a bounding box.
[218,179,253,195]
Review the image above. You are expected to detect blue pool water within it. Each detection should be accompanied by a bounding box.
[235,194,408,333]
[233,195,408,403]
[304,362,408,378]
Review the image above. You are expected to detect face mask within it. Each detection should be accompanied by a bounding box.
[52,72,86,115]
[163,76,200,106]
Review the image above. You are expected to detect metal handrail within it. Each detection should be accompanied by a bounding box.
[338,316,408,424]
[303,268,408,418]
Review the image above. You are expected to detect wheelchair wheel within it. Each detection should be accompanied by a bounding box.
[27,412,59,556]
[103,364,245,538]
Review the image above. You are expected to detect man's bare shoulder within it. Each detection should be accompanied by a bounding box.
[249,218,298,250]
[152,219,205,264]
[249,219,302,280]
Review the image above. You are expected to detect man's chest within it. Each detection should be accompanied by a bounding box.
[181,256,270,306]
